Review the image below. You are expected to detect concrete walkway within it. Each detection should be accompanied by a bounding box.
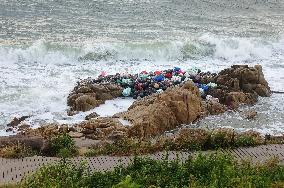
[0,144,284,185]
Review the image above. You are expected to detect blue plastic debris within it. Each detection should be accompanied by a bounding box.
[154,74,165,82]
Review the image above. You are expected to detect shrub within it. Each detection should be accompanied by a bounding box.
[209,128,235,148]
[20,160,90,188]
[49,133,78,157]
[174,128,210,150]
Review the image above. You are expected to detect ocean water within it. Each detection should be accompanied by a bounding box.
[0,0,284,135]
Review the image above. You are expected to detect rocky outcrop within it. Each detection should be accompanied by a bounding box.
[67,80,123,114]
[124,81,202,138]
[207,65,270,109]
[11,64,270,143]
[20,123,63,139]
[215,65,271,97]
[78,117,128,140]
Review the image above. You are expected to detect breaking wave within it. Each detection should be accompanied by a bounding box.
[1,34,281,65]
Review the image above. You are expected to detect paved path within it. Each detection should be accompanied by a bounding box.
[0,144,284,185]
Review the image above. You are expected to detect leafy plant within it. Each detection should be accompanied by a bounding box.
[112,175,141,188]
[20,160,90,188]
[49,133,78,157]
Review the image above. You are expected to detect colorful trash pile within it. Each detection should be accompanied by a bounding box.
[93,67,218,99]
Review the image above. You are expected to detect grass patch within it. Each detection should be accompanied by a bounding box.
[86,128,267,156]
[20,152,284,188]
[0,142,38,158]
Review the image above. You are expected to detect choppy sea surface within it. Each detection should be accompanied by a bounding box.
[0,0,284,135]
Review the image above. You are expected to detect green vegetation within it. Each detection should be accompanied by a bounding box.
[86,129,265,156]
[49,133,78,157]
[19,152,284,188]
[0,142,38,158]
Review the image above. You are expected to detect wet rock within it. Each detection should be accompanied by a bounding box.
[67,82,123,114]
[18,123,30,131]
[225,92,258,109]
[85,112,99,120]
[207,87,230,104]
[203,100,226,115]
[73,94,101,112]
[254,84,271,97]
[242,110,257,120]
[7,116,30,127]
[5,127,13,132]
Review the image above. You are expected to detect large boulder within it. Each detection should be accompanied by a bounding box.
[215,65,271,97]
[123,81,202,138]
[67,80,123,114]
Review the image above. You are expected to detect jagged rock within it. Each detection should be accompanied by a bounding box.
[126,102,178,138]
[81,129,95,135]
[7,116,30,127]
[124,81,202,138]
[78,117,128,140]
[85,112,99,120]
[216,65,271,97]
[254,84,271,97]
[20,123,60,139]
[207,87,230,104]
[67,82,123,114]
[225,92,258,109]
